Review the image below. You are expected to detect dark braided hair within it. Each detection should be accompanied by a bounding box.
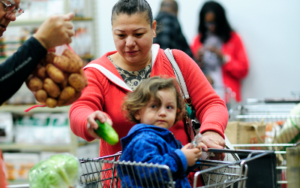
[111,0,154,28]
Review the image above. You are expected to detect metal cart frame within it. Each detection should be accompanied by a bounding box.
[7,150,274,188]
[78,149,273,188]
[230,102,300,187]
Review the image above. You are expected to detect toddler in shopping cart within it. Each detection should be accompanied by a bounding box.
[119,76,207,188]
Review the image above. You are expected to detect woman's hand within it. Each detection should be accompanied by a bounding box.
[209,47,224,61]
[86,111,113,139]
[201,131,225,160]
[181,143,202,166]
[196,48,205,68]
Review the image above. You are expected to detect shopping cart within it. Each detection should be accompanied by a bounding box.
[7,149,274,188]
[229,102,300,187]
[79,149,274,188]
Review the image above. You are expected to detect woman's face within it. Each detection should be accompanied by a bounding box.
[205,12,216,33]
[112,12,156,65]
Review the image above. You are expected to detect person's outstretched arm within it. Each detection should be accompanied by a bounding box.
[0,37,47,105]
[0,13,74,105]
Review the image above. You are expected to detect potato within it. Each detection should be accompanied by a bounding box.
[57,99,67,106]
[27,77,43,92]
[60,91,82,106]
[59,86,75,101]
[35,65,47,79]
[55,72,69,89]
[46,64,65,83]
[79,69,88,86]
[43,78,61,98]
[36,90,47,103]
[53,49,83,73]
[59,79,68,89]
[46,98,57,108]
[64,49,83,63]
[45,52,56,65]
[53,55,71,72]
[39,58,47,66]
[26,74,33,87]
[68,73,86,92]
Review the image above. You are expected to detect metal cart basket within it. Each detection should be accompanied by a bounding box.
[7,149,274,188]
[79,149,274,188]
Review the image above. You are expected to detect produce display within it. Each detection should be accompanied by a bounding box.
[26,48,87,108]
[29,154,80,188]
[94,120,119,145]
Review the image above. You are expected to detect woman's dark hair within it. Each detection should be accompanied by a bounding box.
[111,0,153,28]
[198,1,233,43]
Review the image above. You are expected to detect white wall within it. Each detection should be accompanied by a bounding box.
[97,0,300,101]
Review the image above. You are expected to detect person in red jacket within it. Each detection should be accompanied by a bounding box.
[70,0,228,157]
[70,0,228,186]
[190,1,249,103]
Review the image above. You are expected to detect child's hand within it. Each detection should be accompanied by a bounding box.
[196,142,208,152]
[181,143,202,166]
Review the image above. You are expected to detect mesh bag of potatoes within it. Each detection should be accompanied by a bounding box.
[26,45,88,108]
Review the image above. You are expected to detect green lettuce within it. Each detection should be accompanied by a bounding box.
[29,154,80,188]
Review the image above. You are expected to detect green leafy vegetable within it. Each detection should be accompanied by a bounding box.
[29,154,79,188]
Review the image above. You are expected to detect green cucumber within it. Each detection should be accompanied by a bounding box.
[94,120,119,145]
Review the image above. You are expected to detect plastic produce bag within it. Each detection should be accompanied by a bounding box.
[26,44,88,109]
[29,154,82,188]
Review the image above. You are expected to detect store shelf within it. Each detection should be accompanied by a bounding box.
[0,105,70,114]
[0,143,73,152]
[0,133,79,155]
[73,17,93,21]
[78,139,99,147]
[8,180,28,185]
[81,54,94,60]
[10,17,93,26]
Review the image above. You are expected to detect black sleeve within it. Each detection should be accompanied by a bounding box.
[0,37,47,105]
[154,16,176,50]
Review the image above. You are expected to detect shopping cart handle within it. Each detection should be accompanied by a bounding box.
[207,148,267,154]
[264,98,300,103]
[207,148,237,153]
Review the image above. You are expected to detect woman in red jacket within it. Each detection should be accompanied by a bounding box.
[70,0,229,186]
[70,0,228,157]
[190,1,249,102]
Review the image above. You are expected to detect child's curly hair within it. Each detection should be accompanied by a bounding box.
[122,76,185,124]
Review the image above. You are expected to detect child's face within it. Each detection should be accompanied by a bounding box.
[134,89,177,129]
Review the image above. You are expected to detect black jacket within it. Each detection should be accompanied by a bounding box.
[0,37,47,105]
[153,11,194,59]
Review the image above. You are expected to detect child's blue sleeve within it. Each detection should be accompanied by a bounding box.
[132,139,188,179]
